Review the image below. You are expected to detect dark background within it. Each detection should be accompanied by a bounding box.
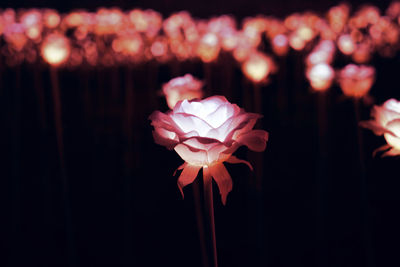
[2,1,400,267]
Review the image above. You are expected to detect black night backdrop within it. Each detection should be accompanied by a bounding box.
[2,0,400,267]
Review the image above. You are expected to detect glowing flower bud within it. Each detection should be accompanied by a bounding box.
[360,99,400,156]
[289,32,306,51]
[43,9,61,28]
[162,74,204,109]
[41,33,70,66]
[352,42,372,64]
[242,52,275,83]
[338,64,375,98]
[271,34,289,56]
[306,63,334,91]
[337,34,356,55]
[197,33,220,63]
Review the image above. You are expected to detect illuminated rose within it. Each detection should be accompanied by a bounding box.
[242,52,276,83]
[306,63,334,91]
[149,96,269,204]
[360,99,400,156]
[162,74,204,109]
[41,33,71,66]
[338,64,375,98]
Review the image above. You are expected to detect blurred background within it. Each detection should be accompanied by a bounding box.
[2,1,400,267]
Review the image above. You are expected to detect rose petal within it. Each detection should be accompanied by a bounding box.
[209,163,232,205]
[207,143,231,163]
[177,164,202,198]
[382,147,400,157]
[372,144,391,157]
[149,110,184,134]
[384,119,400,150]
[171,113,213,136]
[205,103,237,128]
[359,120,394,136]
[237,130,269,152]
[174,143,208,166]
[225,155,253,170]
[372,105,400,127]
[152,127,179,149]
[173,162,187,176]
[183,136,222,151]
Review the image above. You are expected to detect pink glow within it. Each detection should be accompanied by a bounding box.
[162,74,204,109]
[338,64,376,98]
[197,33,220,62]
[271,34,289,56]
[242,52,275,83]
[41,33,70,66]
[361,99,400,156]
[337,34,356,55]
[149,95,268,204]
[306,63,334,91]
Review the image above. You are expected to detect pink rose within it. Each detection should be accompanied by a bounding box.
[149,95,269,204]
[162,74,204,109]
[306,63,334,91]
[338,64,375,98]
[360,98,400,156]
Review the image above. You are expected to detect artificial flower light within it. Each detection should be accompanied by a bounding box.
[306,63,334,91]
[162,74,204,109]
[338,64,375,98]
[149,96,269,204]
[360,99,400,156]
[242,52,275,83]
[41,33,70,66]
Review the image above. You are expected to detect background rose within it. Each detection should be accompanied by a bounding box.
[149,95,269,204]
[360,98,400,156]
[338,64,375,98]
[162,74,204,109]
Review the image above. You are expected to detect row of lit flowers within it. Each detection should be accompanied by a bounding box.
[2,2,400,69]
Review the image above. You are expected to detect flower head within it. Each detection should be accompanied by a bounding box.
[338,64,375,98]
[360,99,400,156]
[306,63,334,91]
[41,33,70,66]
[149,96,269,204]
[162,74,204,109]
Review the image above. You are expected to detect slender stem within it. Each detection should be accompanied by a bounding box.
[50,67,65,170]
[315,91,328,267]
[50,67,76,267]
[203,166,218,267]
[253,83,264,191]
[192,179,209,267]
[353,98,375,267]
[123,65,134,264]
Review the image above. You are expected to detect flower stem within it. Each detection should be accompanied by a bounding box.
[192,179,209,267]
[353,98,375,267]
[203,166,218,267]
[50,67,76,267]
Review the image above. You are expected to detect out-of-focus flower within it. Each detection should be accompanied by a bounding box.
[306,63,334,91]
[41,33,70,66]
[4,23,28,51]
[338,64,375,98]
[242,52,276,83]
[149,96,269,204]
[360,99,400,156]
[162,74,204,109]
[337,34,356,55]
[43,9,60,29]
[197,32,220,63]
[352,41,373,63]
[271,34,289,56]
